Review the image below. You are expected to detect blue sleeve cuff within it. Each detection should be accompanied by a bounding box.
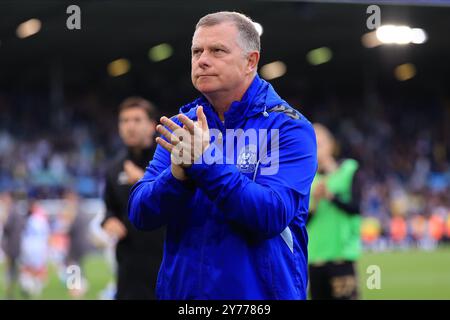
[185,143,223,180]
[160,167,196,192]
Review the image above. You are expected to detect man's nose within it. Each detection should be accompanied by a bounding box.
[196,51,211,69]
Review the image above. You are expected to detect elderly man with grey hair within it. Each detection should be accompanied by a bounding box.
[129,11,317,300]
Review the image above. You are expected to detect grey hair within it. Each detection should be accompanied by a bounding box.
[195,11,261,54]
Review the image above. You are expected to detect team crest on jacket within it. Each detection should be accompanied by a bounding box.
[237,144,257,173]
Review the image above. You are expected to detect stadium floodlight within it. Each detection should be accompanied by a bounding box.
[411,28,427,44]
[16,18,41,39]
[394,63,416,81]
[148,43,173,62]
[306,47,333,66]
[260,61,287,80]
[361,31,382,48]
[107,58,131,77]
[376,25,427,45]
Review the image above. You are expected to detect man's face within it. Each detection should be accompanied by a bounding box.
[314,126,334,165]
[191,22,251,95]
[118,108,155,148]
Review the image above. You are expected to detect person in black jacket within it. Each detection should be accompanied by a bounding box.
[102,96,165,299]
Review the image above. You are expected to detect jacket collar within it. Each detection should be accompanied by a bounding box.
[179,74,287,125]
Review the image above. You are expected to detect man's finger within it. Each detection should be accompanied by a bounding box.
[197,106,209,131]
[196,107,203,129]
[156,137,175,153]
[178,114,195,134]
[160,116,182,133]
[116,226,127,239]
[157,124,180,145]
[124,160,138,170]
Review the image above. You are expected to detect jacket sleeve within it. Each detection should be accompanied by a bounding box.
[128,139,196,231]
[331,167,362,215]
[185,118,318,238]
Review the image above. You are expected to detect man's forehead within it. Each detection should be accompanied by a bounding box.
[120,107,147,117]
[192,22,238,45]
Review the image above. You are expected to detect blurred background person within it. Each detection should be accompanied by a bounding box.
[18,195,51,298]
[88,209,118,300]
[62,189,91,298]
[307,123,363,300]
[101,96,165,299]
[1,190,27,299]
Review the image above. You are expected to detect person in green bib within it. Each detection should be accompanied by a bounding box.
[307,123,363,300]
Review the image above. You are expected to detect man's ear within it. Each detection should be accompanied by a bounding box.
[247,51,260,74]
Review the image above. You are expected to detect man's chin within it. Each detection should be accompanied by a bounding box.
[124,140,140,148]
[195,84,220,95]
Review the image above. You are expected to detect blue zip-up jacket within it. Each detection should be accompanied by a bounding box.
[128,75,317,299]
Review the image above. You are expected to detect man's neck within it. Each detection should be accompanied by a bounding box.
[205,74,255,121]
[129,141,153,157]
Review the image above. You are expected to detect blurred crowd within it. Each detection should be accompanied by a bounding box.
[303,93,450,249]
[0,93,121,198]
